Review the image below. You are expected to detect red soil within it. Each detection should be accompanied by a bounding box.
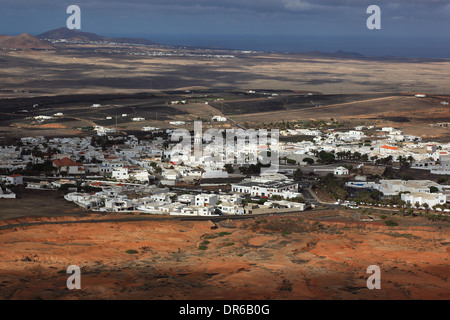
[0,215,448,300]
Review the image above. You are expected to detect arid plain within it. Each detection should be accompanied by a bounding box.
[0,212,448,300]
[1,44,449,140]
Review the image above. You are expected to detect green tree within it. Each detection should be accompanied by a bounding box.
[429,186,439,193]
[294,168,303,178]
[318,151,335,164]
[302,158,314,165]
[286,158,297,165]
[224,164,234,174]
[370,190,384,201]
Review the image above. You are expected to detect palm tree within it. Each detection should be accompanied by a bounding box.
[415,202,421,210]
[407,156,414,165]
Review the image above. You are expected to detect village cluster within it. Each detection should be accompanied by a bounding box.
[0,121,449,215]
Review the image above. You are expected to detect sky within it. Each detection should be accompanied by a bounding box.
[1,0,449,57]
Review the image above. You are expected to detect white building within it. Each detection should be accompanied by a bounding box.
[2,174,23,185]
[264,200,307,211]
[112,167,129,180]
[231,179,299,199]
[104,197,137,212]
[179,206,216,216]
[346,179,443,196]
[0,187,16,199]
[217,202,245,215]
[130,169,150,183]
[195,194,218,207]
[136,202,166,214]
[94,126,116,136]
[64,192,104,210]
[212,116,227,122]
[177,194,195,204]
[169,121,186,126]
[163,170,181,181]
[401,192,446,207]
[142,127,160,132]
[334,166,349,176]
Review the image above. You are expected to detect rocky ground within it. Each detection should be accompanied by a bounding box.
[0,212,448,300]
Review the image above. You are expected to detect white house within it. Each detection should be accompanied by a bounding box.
[195,194,218,207]
[264,200,307,211]
[5,174,23,185]
[163,170,180,181]
[217,202,245,215]
[231,179,298,198]
[0,187,16,199]
[130,170,149,183]
[169,121,186,126]
[136,202,166,214]
[104,197,137,212]
[212,116,227,122]
[346,179,443,196]
[150,191,176,203]
[334,166,349,176]
[218,194,242,205]
[112,167,129,180]
[142,127,160,132]
[401,192,446,207]
[64,192,103,210]
[179,206,216,216]
[161,203,186,215]
[177,194,195,204]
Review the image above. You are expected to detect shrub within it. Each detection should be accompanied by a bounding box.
[384,220,398,227]
[218,232,232,237]
[125,249,139,254]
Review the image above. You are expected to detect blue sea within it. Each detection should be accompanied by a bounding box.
[140,34,450,59]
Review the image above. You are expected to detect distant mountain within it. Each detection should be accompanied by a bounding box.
[333,50,365,58]
[37,27,158,46]
[0,33,54,50]
[37,28,104,42]
[297,49,444,62]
